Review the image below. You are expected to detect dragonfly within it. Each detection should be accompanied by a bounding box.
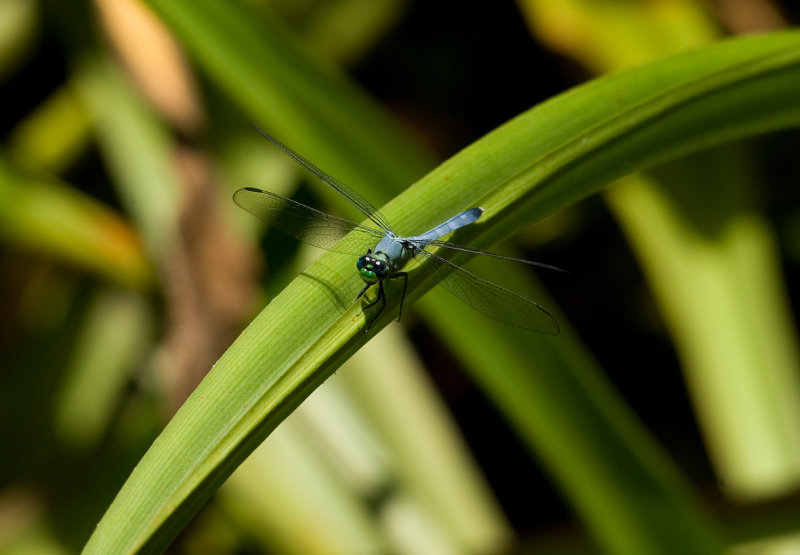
[234,127,560,335]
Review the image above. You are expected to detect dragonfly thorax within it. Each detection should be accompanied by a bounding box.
[357,251,391,284]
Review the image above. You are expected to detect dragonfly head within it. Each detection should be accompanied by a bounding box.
[357,252,388,284]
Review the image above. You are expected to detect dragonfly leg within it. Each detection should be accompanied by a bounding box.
[356,272,406,331]
[355,282,371,303]
[358,282,386,333]
[389,272,408,322]
[357,282,384,312]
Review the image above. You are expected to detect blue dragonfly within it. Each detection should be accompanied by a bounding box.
[234,128,560,335]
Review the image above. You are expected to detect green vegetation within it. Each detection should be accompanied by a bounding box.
[2,1,799,553]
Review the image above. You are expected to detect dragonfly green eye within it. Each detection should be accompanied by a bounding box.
[359,267,377,284]
[357,255,379,284]
[357,253,390,284]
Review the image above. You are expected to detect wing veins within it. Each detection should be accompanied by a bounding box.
[421,239,567,272]
[251,125,393,232]
[413,249,560,334]
[233,187,383,255]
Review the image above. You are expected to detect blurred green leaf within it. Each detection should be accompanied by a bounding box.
[145,0,433,201]
[0,0,38,79]
[54,289,153,450]
[73,54,181,258]
[7,85,92,173]
[520,0,800,506]
[270,0,408,66]
[607,151,800,499]
[0,160,151,289]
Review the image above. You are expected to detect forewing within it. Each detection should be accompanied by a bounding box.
[416,250,560,335]
[233,187,383,255]
[251,126,394,232]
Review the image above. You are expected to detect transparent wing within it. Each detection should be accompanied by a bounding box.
[421,239,567,273]
[252,126,394,233]
[415,249,560,335]
[233,187,384,256]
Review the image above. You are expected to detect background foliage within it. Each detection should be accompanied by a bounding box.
[1,1,800,553]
